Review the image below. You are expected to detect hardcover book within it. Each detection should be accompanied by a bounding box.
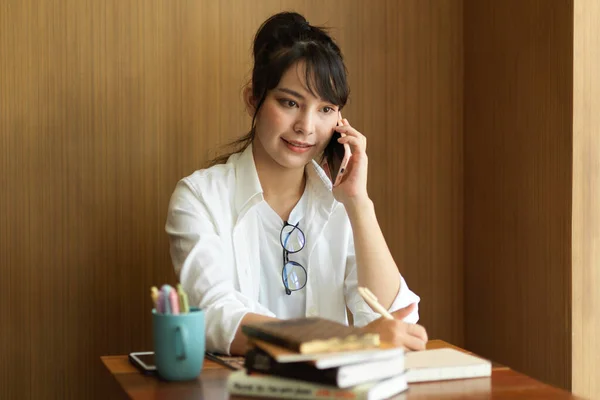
[227,369,408,400]
[241,317,380,354]
[244,347,405,388]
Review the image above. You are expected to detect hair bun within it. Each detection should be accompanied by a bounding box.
[299,20,311,32]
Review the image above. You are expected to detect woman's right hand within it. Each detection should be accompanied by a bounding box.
[360,303,428,351]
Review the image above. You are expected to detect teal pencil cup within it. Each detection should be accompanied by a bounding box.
[152,307,205,381]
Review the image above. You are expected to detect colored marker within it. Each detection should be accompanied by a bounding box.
[157,290,165,314]
[161,285,173,314]
[169,289,180,315]
[150,286,159,310]
[177,284,190,314]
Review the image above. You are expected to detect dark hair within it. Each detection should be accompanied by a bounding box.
[208,11,350,166]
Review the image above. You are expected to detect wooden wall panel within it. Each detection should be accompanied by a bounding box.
[379,0,464,348]
[464,0,573,389]
[0,1,463,398]
[572,0,600,397]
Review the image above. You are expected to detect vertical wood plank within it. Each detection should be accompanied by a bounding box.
[572,0,600,397]
[464,0,573,389]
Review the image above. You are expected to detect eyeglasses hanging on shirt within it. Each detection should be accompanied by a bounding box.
[280,221,307,295]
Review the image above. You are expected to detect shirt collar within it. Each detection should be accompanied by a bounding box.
[232,145,264,215]
[231,145,337,218]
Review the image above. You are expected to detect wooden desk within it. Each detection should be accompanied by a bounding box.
[102,340,578,399]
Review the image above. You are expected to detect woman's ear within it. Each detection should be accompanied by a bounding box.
[243,86,256,117]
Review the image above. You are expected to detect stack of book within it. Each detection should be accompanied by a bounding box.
[226,317,494,399]
[226,317,409,400]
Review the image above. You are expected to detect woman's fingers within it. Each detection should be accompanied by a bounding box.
[337,135,366,154]
[399,331,427,351]
[336,126,366,151]
[407,323,429,343]
[363,318,429,351]
[389,321,428,350]
[335,123,363,138]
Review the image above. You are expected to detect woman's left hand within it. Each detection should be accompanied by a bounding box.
[332,117,370,206]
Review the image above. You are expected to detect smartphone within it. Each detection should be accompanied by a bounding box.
[323,119,351,187]
[129,351,156,375]
[205,352,246,370]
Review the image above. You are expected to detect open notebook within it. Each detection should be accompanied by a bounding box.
[405,348,492,383]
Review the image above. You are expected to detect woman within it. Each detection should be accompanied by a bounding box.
[166,11,428,355]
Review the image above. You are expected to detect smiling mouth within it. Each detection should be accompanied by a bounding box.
[282,138,314,148]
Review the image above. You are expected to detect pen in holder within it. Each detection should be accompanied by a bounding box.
[152,307,205,381]
[151,284,204,381]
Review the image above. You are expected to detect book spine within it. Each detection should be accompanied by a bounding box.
[245,348,338,386]
[227,373,364,400]
[241,325,302,352]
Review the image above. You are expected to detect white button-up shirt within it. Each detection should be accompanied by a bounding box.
[254,190,309,318]
[165,145,420,354]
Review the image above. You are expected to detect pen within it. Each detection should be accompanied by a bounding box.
[177,284,190,314]
[157,290,165,314]
[357,286,394,320]
[161,285,173,314]
[150,286,159,310]
[169,288,180,315]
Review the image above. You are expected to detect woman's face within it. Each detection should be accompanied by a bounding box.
[252,61,340,171]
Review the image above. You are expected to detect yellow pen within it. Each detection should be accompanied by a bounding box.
[358,286,394,320]
[150,286,159,310]
[177,284,190,314]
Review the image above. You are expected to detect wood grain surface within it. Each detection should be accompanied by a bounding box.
[0,1,463,398]
[464,0,573,390]
[572,0,600,398]
[101,340,578,400]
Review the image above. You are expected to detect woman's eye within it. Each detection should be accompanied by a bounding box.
[280,99,298,108]
[322,106,336,113]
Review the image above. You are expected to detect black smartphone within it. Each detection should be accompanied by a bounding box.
[128,351,156,375]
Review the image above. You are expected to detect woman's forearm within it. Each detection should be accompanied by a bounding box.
[345,198,401,309]
[229,313,278,355]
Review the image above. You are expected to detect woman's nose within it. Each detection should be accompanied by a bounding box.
[293,111,315,135]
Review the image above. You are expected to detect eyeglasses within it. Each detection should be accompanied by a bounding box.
[280,221,307,295]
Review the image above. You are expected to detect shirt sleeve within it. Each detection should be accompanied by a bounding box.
[343,233,421,327]
[165,179,276,354]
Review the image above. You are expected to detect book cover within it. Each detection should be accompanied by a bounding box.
[245,347,405,388]
[241,317,379,354]
[251,338,405,369]
[227,369,408,400]
[404,348,492,383]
